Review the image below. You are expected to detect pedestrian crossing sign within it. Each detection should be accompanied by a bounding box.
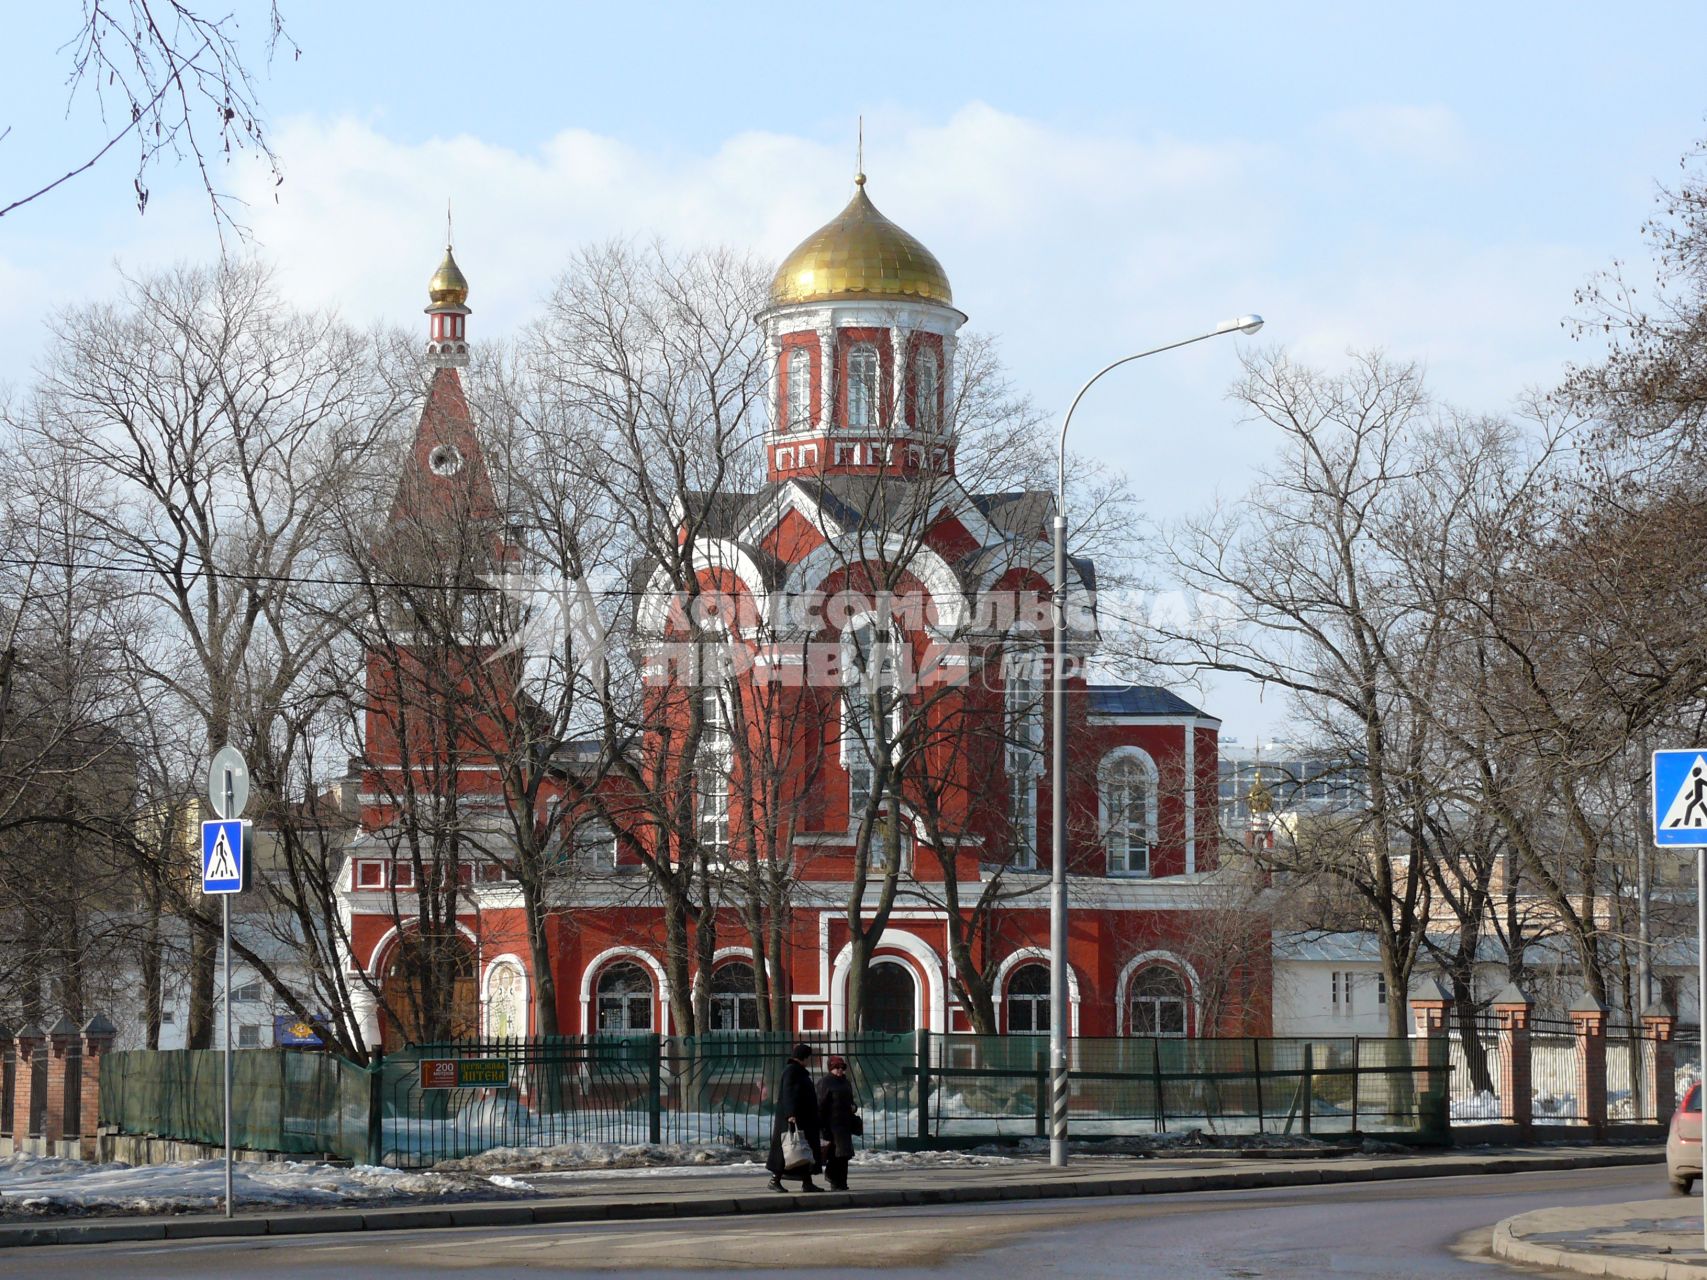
[1653,750,1707,847]
[201,819,249,894]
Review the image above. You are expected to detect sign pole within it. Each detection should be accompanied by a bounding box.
[222,765,234,1221]
[1698,846,1704,1255]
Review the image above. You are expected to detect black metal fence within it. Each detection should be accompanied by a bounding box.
[103,1033,1451,1168]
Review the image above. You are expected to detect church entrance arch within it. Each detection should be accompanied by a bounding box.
[378,931,478,1051]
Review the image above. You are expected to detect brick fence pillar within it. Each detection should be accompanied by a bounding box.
[1569,992,1609,1135]
[43,1017,78,1146]
[1642,1002,1678,1130]
[1492,983,1534,1136]
[11,1026,43,1141]
[1411,979,1451,1135]
[78,1014,115,1161]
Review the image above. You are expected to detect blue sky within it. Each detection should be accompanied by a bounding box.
[6,1,1705,741]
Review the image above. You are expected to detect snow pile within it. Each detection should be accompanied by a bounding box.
[0,1152,532,1218]
[1450,1092,1502,1121]
[435,1141,757,1174]
[850,1149,1020,1169]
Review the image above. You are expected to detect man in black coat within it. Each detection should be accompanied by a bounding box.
[766,1042,823,1192]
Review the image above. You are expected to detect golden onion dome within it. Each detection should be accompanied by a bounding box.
[427,246,469,307]
[769,175,952,307]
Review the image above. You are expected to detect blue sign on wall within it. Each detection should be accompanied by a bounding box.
[274,1015,328,1047]
[1653,750,1707,847]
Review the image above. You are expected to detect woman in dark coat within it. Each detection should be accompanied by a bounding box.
[815,1053,858,1191]
[766,1042,823,1192]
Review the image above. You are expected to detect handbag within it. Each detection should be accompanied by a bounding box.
[850,1110,864,1137]
[780,1121,813,1172]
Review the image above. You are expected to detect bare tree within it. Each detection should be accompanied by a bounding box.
[4,2,295,235]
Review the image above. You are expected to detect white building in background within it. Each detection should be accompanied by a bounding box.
[104,921,318,1052]
[1272,930,1702,1036]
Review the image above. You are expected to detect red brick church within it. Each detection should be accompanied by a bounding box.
[340,172,1270,1048]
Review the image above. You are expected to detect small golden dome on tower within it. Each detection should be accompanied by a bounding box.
[769,176,953,308]
[428,246,469,307]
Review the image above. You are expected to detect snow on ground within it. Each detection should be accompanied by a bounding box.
[438,1141,1022,1178]
[0,1153,529,1219]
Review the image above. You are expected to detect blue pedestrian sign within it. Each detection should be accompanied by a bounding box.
[201,819,248,894]
[1653,751,1707,846]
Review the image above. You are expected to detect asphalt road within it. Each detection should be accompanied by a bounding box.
[0,1163,1669,1279]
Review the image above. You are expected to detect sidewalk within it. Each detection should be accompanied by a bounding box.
[0,1144,1660,1250]
[1494,1198,1707,1279]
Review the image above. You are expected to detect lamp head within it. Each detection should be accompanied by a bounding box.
[1222,314,1265,336]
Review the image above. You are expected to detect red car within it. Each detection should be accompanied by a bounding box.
[1670,1082,1701,1195]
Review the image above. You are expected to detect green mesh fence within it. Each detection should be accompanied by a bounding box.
[373,1033,915,1166]
[99,1049,373,1163]
[102,1033,1449,1168]
[927,1035,1448,1140]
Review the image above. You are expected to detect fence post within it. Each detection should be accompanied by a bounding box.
[916,1029,932,1142]
[1493,984,1533,1137]
[11,1025,43,1144]
[648,1036,662,1145]
[1350,1036,1361,1133]
[77,1015,114,1160]
[1251,1037,1265,1135]
[1569,992,1609,1137]
[1643,1002,1678,1129]
[1300,1044,1314,1137]
[1034,1048,1047,1139]
[1149,1038,1164,1133]
[366,1053,385,1168]
[1411,980,1450,1137]
[44,1018,79,1148]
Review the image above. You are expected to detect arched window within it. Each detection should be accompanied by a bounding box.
[1006,964,1050,1035]
[911,346,940,434]
[786,346,812,432]
[571,819,617,871]
[846,342,880,428]
[1101,751,1156,877]
[1129,965,1189,1037]
[843,616,902,825]
[709,961,761,1031]
[595,961,654,1032]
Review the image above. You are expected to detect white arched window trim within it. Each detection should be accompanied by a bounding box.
[1099,745,1160,878]
[1114,950,1203,1037]
[829,931,946,1034]
[578,947,672,1034]
[989,946,1082,1035]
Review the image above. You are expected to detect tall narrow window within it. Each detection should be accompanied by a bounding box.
[911,346,940,434]
[846,342,879,428]
[844,617,901,828]
[1099,757,1153,880]
[696,686,731,860]
[786,346,812,432]
[1005,649,1043,869]
[571,819,617,872]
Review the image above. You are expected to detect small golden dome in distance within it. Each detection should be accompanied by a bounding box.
[428,246,469,307]
[769,180,952,307]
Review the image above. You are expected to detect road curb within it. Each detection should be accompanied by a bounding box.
[0,1149,1662,1250]
[1492,1202,1707,1280]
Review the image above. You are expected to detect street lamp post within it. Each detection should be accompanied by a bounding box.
[1048,314,1264,1169]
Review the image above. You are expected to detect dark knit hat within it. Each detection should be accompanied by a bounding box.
[790,1041,815,1061]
